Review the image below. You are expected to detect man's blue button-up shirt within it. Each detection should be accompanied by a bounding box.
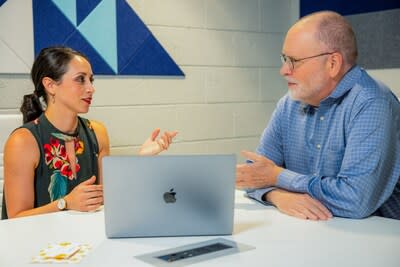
[248,66,400,219]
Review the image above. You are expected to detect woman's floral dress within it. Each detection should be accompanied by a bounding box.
[2,114,99,219]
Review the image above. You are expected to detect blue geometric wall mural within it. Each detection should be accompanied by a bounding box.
[300,0,400,16]
[0,0,184,76]
[0,0,7,8]
[33,0,184,76]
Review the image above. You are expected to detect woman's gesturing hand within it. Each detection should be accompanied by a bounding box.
[139,128,178,155]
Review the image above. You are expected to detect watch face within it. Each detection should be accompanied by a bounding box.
[57,198,66,210]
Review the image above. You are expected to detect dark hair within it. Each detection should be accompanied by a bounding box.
[20,46,89,123]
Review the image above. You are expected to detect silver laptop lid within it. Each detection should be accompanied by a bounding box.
[103,154,236,238]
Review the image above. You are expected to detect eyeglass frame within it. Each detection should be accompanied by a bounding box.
[280,52,336,71]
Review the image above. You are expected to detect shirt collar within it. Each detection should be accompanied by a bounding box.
[320,65,361,105]
[300,65,361,113]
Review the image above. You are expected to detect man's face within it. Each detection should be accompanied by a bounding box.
[279,23,332,106]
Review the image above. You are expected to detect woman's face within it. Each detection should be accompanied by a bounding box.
[52,55,95,114]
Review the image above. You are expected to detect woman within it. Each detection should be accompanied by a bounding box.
[2,46,177,219]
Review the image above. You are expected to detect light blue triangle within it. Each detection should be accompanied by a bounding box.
[52,0,76,26]
[77,0,117,73]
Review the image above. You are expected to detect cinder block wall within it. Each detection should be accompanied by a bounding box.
[1,0,397,163]
[0,0,298,162]
[89,0,297,159]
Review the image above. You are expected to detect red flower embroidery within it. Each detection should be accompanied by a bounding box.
[60,163,72,178]
[59,145,67,160]
[53,158,63,169]
[44,137,82,180]
[50,138,60,148]
[75,163,81,173]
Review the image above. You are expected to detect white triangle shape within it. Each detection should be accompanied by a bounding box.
[0,0,34,73]
[0,40,30,73]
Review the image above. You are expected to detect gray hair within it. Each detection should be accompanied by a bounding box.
[301,11,358,66]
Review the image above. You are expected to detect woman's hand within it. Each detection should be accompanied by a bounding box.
[64,176,103,212]
[139,128,178,155]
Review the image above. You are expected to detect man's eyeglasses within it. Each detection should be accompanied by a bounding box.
[280,52,336,71]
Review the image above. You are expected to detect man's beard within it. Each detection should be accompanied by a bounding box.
[287,79,324,104]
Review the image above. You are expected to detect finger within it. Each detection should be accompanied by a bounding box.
[83,184,103,193]
[80,175,96,186]
[87,205,100,212]
[164,132,173,145]
[235,171,247,183]
[157,139,166,150]
[305,197,332,220]
[289,209,309,220]
[235,169,250,181]
[235,180,248,190]
[167,131,178,140]
[158,139,166,150]
[284,205,311,220]
[85,187,104,198]
[235,176,263,189]
[86,195,103,205]
[236,163,255,173]
[83,196,103,211]
[150,128,161,141]
[314,200,332,218]
[161,134,169,148]
[235,168,249,182]
[236,163,250,168]
[300,208,319,221]
[307,205,329,220]
[240,150,264,162]
[236,164,246,172]
[236,165,256,177]
[86,201,103,212]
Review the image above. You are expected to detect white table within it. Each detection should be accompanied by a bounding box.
[1,191,399,266]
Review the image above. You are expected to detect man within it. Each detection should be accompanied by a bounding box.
[236,11,400,220]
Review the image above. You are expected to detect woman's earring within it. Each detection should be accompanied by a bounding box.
[51,94,55,104]
[39,96,47,111]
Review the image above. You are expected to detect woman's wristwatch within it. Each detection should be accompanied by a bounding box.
[57,198,67,210]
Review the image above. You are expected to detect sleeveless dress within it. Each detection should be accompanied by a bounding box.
[1,113,99,219]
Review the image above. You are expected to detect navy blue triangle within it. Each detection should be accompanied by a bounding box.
[33,0,76,55]
[120,35,184,76]
[116,0,150,72]
[117,0,184,76]
[0,0,7,8]
[300,0,400,16]
[33,0,114,75]
[76,0,102,26]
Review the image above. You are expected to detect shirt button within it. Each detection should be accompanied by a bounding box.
[320,116,324,121]
[316,144,321,149]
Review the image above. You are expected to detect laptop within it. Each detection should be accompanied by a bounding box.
[102,154,236,238]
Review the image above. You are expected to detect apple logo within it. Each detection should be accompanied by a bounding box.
[163,188,177,203]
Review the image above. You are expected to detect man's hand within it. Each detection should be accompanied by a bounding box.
[236,151,283,189]
[266,189,333,220]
